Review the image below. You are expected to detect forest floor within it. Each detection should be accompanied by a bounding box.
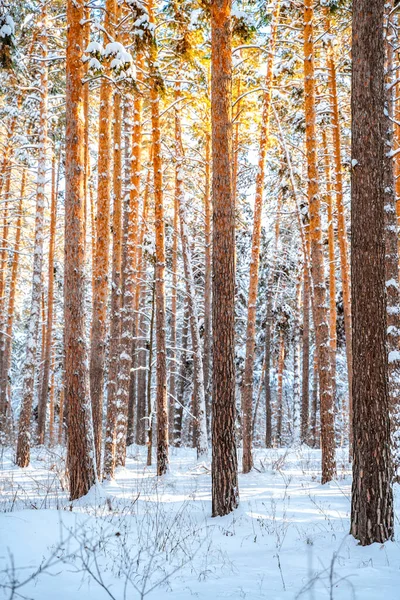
[0,445,399,599]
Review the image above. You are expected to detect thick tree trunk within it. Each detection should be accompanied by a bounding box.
[65,0,96,499]
[350,0,394,545]
[211,0,239,516]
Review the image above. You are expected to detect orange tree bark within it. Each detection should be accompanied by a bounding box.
[303,0,336,483]
[350,0,394,545]
[65,0,96,499]
[211,0,239,516]
[241,0,281,474]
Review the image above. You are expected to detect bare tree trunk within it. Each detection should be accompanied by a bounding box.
[321,128,337,391]
[292,272,301,443]
[175,298,189,447]
[0,169,25,436]
[264,193,282,448]
[350,0,393,545]
[301,264,310,443]
[211,0,239,516]
[275,331,284,447]
[310,353,318,448]
[37,155,58,444]
[146,277,156,467]
[324,9,353,442]
[103,87,123,477]
[16,6,48,467]
[103,63,142,478]
[203,133,212,436]
[168,96,180,445]
[135,171,150,446]
[90,0,115,474]
[241,0,281,473]
[147,0,169,475]
[65,0,96,499]
[303,0,336,483]
[178,195,208,457]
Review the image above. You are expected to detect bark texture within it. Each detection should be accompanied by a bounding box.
[211,0,239,516]
[65,0,96,499]
[303,0,336,482]
[350,0,394,545]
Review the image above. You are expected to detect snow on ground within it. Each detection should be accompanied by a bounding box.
[0,445,399,599]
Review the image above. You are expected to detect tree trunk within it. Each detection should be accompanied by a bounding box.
[168,98,180,445]
[90,0,115,474]
[324,9,353,442]
[103,89,123,477]
[275,331,285,447]
[303,0,336,483]
[0,169,25,436]
[65,0,96,499]
[178,193,208,458]
[103,64,142,478]
[321,128,337,391]
[175,297,189,447]
[292,272,301,444]
[16,7,48,467]
[241,0,281,474]
[203,133,212,437]
[37,154,58,444]
[135,170,150,446]
[350,0,394,545]
[301,264,310,443]
[211,0,239,516]
[147,0,169,475]
[264,193,282,448]
[146,277,156,467]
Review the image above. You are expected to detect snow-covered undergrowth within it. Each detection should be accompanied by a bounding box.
[0,446,399,599]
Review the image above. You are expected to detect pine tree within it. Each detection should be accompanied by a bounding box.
[64,0,96,499]
[350,0,394,545]
[211,0,239,517]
